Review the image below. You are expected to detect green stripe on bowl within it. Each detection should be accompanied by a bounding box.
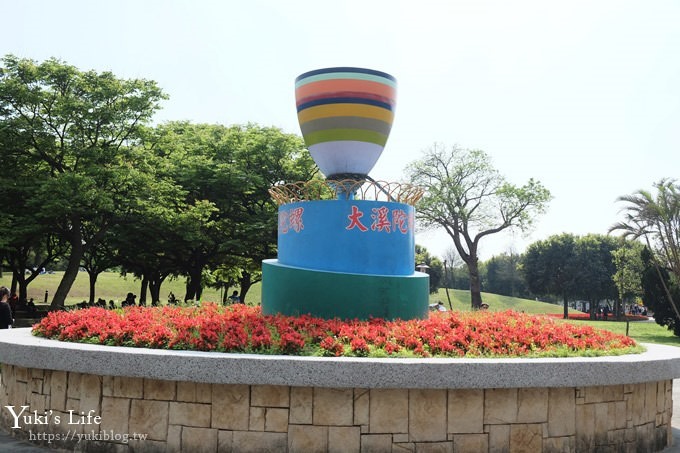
[303,129,388,146]
[300,116,393,136]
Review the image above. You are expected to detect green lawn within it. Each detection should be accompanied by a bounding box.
[4,271,679,348]
[0,271,254,306]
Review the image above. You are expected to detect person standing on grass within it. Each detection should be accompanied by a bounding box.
[0,286,14,329]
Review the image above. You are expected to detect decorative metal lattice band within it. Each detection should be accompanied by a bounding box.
[269,179,424,206]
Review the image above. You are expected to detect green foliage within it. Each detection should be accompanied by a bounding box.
[611,179,680,329]
[0,54,167,307]
[406,144,551,308]
[415,244,444,293]
[482,252,528,298]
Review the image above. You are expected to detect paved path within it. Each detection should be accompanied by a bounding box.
[2,380,680,452]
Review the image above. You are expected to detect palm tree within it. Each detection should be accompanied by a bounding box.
[610,179,680,319]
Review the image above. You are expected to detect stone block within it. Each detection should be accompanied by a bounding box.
[517,387,548,423]
[28,392,46,414]
[543,436,574,453]
[67,372,82,399]
[657,381,667,413]
[167,424,182,453]
[249,406,265,431]
[583,385,604,403]
[393,433,410,443]
[251,384,289,407]
[14,366,28,382]
[181,426,218,453]
[51,372,69,411]
[79,374,102,415]
[448,389,483,434]
[314,387,353,426]
[130,399,169,441]
[169,402,211,427]
[233,431,287,453]
[484,389,517,424]
[41,370,51,396]
[510,424,542,452]
[645,381,657,422]
[30,377,43,394]
[409,389,446,441]
[575,403,595,452]
[487,424,510,452]
[290,386,313,424]
[354,389,369,427]
[176,381,212,403]
[603,384,624,402]
[369,388,408,433]
[13,381,29,407]
[102,375,114,397]
[360,433,392,453]
[613,400,627,430]
[329,426,360,453]
[289,424,328,452]
[453,434,489,453]
[100,397,130,434]
[593,402,609,445]
[211,384,249,430]
[66,397,80,414]
[393,442,415,452]
[265,408,289,432]
[218,430,233,452]
[608,428,626,450]
[413,441,453,452]
[548,387,575,437]
[144,378,176,401]
[112,376,143,399]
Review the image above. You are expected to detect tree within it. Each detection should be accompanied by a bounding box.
[640,247,680,335]
[415,245,444,294]
[144,122,316,302]
[0,55,167,309]
[406,144,551,308]
[483,252,528,298]
[523,233,578,319]
[611,240,644,318]
[572,234,619,319]
[610,179,680,321]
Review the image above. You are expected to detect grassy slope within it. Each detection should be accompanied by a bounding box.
[4,271,678,347]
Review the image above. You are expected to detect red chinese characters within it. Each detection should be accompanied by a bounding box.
[346,205,368,232]
[347,205,412,234]
[279,207,304,234]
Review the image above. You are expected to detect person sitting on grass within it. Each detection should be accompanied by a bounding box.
[0,286,14,329]
[228,291,241,304]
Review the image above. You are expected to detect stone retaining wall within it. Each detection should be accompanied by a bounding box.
[0,363,672,452]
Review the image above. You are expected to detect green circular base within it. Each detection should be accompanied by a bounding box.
[261,259,429,320]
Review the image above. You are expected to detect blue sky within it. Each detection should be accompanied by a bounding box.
[3,0,679,259]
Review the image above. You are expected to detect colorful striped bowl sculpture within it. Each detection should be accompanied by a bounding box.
[295,67,397,179]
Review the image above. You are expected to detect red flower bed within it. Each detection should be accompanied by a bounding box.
[31,304,638,358]
[544,313,650,321]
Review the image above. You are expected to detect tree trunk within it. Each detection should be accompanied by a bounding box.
[51,240,85,310]
[184,267,203,302]
[139,278,148,306]
[10,272,18,295]
[563,293,569,319]
[88,272,98,304]
[148,273,166,305]
[589,299,597,320]
[468,261,483,309]
[239,272,253,305]
[15,272,28,305]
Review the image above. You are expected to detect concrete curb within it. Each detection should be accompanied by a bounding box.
[2,328,680,389]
